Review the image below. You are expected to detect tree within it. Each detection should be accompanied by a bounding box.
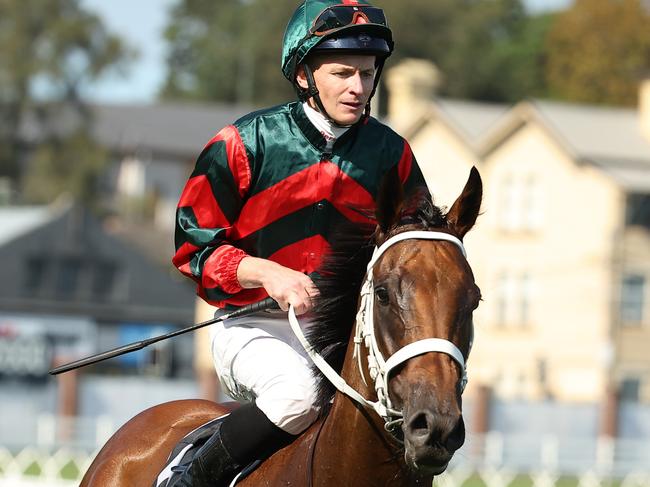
[378,0,550,102]
[161,0,296,106]
[545,0,650,106]
[0,0,131,203]
[162,0,549,106]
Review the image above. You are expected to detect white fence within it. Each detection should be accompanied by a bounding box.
[2,433,650,486]
[456,433,650,478]
[0,446,93,486]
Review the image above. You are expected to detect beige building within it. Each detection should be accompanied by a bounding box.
[386,58,650,406]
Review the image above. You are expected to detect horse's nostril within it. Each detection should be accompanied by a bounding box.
[408,411,432,439]
[406,410,436,446]
[405,410,465,451]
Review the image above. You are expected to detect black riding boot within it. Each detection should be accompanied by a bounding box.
[166,402,296,487]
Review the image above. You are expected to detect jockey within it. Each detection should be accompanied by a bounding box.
[169,1,429,485]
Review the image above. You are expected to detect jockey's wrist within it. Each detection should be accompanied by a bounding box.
[236,256,282,289]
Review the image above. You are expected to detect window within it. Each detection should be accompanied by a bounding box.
[625,194,650,229]
[620,274,646,325]
[501,175,519,231]
[56,257,83,298]
[496,271,512,325]
[499,172,544,232]
[520,272,533,325]
[496,271,535,327]
[24,257,48,294]
[524,174,543,230]
[92,261,118,300]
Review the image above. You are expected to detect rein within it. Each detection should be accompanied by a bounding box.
[288,230,471,436]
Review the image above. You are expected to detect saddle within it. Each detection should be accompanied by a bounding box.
[153,415,261,487]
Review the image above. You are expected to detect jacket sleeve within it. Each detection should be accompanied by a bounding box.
[172,125,252,305]
[397,139,430,196]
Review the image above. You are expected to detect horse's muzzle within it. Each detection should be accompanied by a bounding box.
[402,409,465,474]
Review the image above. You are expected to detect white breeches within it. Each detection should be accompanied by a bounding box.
[209,310,320,435]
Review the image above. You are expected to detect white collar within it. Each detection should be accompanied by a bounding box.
[302,102,349,143]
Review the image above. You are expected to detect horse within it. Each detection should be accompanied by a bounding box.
[80,166,482,487]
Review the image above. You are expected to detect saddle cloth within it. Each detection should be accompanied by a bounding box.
[154,414,261,487]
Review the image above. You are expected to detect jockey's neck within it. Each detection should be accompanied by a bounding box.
[303,102,350,151]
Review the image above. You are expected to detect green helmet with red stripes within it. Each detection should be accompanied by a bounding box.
[281,0,394,95]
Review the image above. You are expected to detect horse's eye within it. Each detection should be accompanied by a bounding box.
[375,286,390,305]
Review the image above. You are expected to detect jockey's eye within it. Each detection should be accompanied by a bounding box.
[375,286,390,305]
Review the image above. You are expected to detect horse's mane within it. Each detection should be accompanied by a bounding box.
[306,187,449,414]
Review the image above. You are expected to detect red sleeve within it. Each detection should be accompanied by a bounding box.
[172,125,252,305]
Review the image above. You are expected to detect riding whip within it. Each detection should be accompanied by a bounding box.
[49,297,279,375]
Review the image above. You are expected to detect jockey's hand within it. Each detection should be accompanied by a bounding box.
[236,257,318,315]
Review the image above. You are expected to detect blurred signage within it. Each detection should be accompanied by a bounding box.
[0,313,97,377]
[0,335,52,376]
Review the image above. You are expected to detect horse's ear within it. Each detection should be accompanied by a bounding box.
[447,166,482,239]
[375,165,404,236]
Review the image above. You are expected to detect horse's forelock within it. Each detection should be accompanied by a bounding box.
[384,188,448,241]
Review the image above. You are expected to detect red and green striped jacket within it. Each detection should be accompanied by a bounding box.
[173,101,427,308]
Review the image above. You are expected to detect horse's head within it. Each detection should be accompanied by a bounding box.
[371,167,482,474]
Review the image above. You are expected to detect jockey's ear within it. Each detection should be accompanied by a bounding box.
[295,64,309,90]
[447,166,482,239]
[375,165,404,238]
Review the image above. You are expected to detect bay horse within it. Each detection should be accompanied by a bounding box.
[81,167,482,486]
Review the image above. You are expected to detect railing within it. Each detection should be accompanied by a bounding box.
[2,431,650,486]
[0,446,94,486]
[456,433,650,477]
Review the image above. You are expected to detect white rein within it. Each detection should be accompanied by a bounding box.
[288,230,471,432]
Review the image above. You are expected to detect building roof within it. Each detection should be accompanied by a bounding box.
[398,98,511,151]
[531,100,650,164]
[91,102,255,157]
[0,204,195,324]
[436,98,512,144]
[423,96,650,191]
[20,102,256,159]
[0,205,57,247]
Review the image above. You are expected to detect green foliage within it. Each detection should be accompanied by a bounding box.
[0,0,131,203]
[22,128,108,206]
[378,0,546,102]
[161,0,296,105]
[545,0,650,106]
[162,0,550,105]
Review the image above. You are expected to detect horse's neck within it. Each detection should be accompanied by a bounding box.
[313,341,423,486]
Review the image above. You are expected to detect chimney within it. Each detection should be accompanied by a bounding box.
[385,58,442,132]
[641,80,650,142]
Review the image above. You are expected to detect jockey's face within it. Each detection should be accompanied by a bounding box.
[297,53,377,126]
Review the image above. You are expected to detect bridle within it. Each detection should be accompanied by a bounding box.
[288,230,473,435]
